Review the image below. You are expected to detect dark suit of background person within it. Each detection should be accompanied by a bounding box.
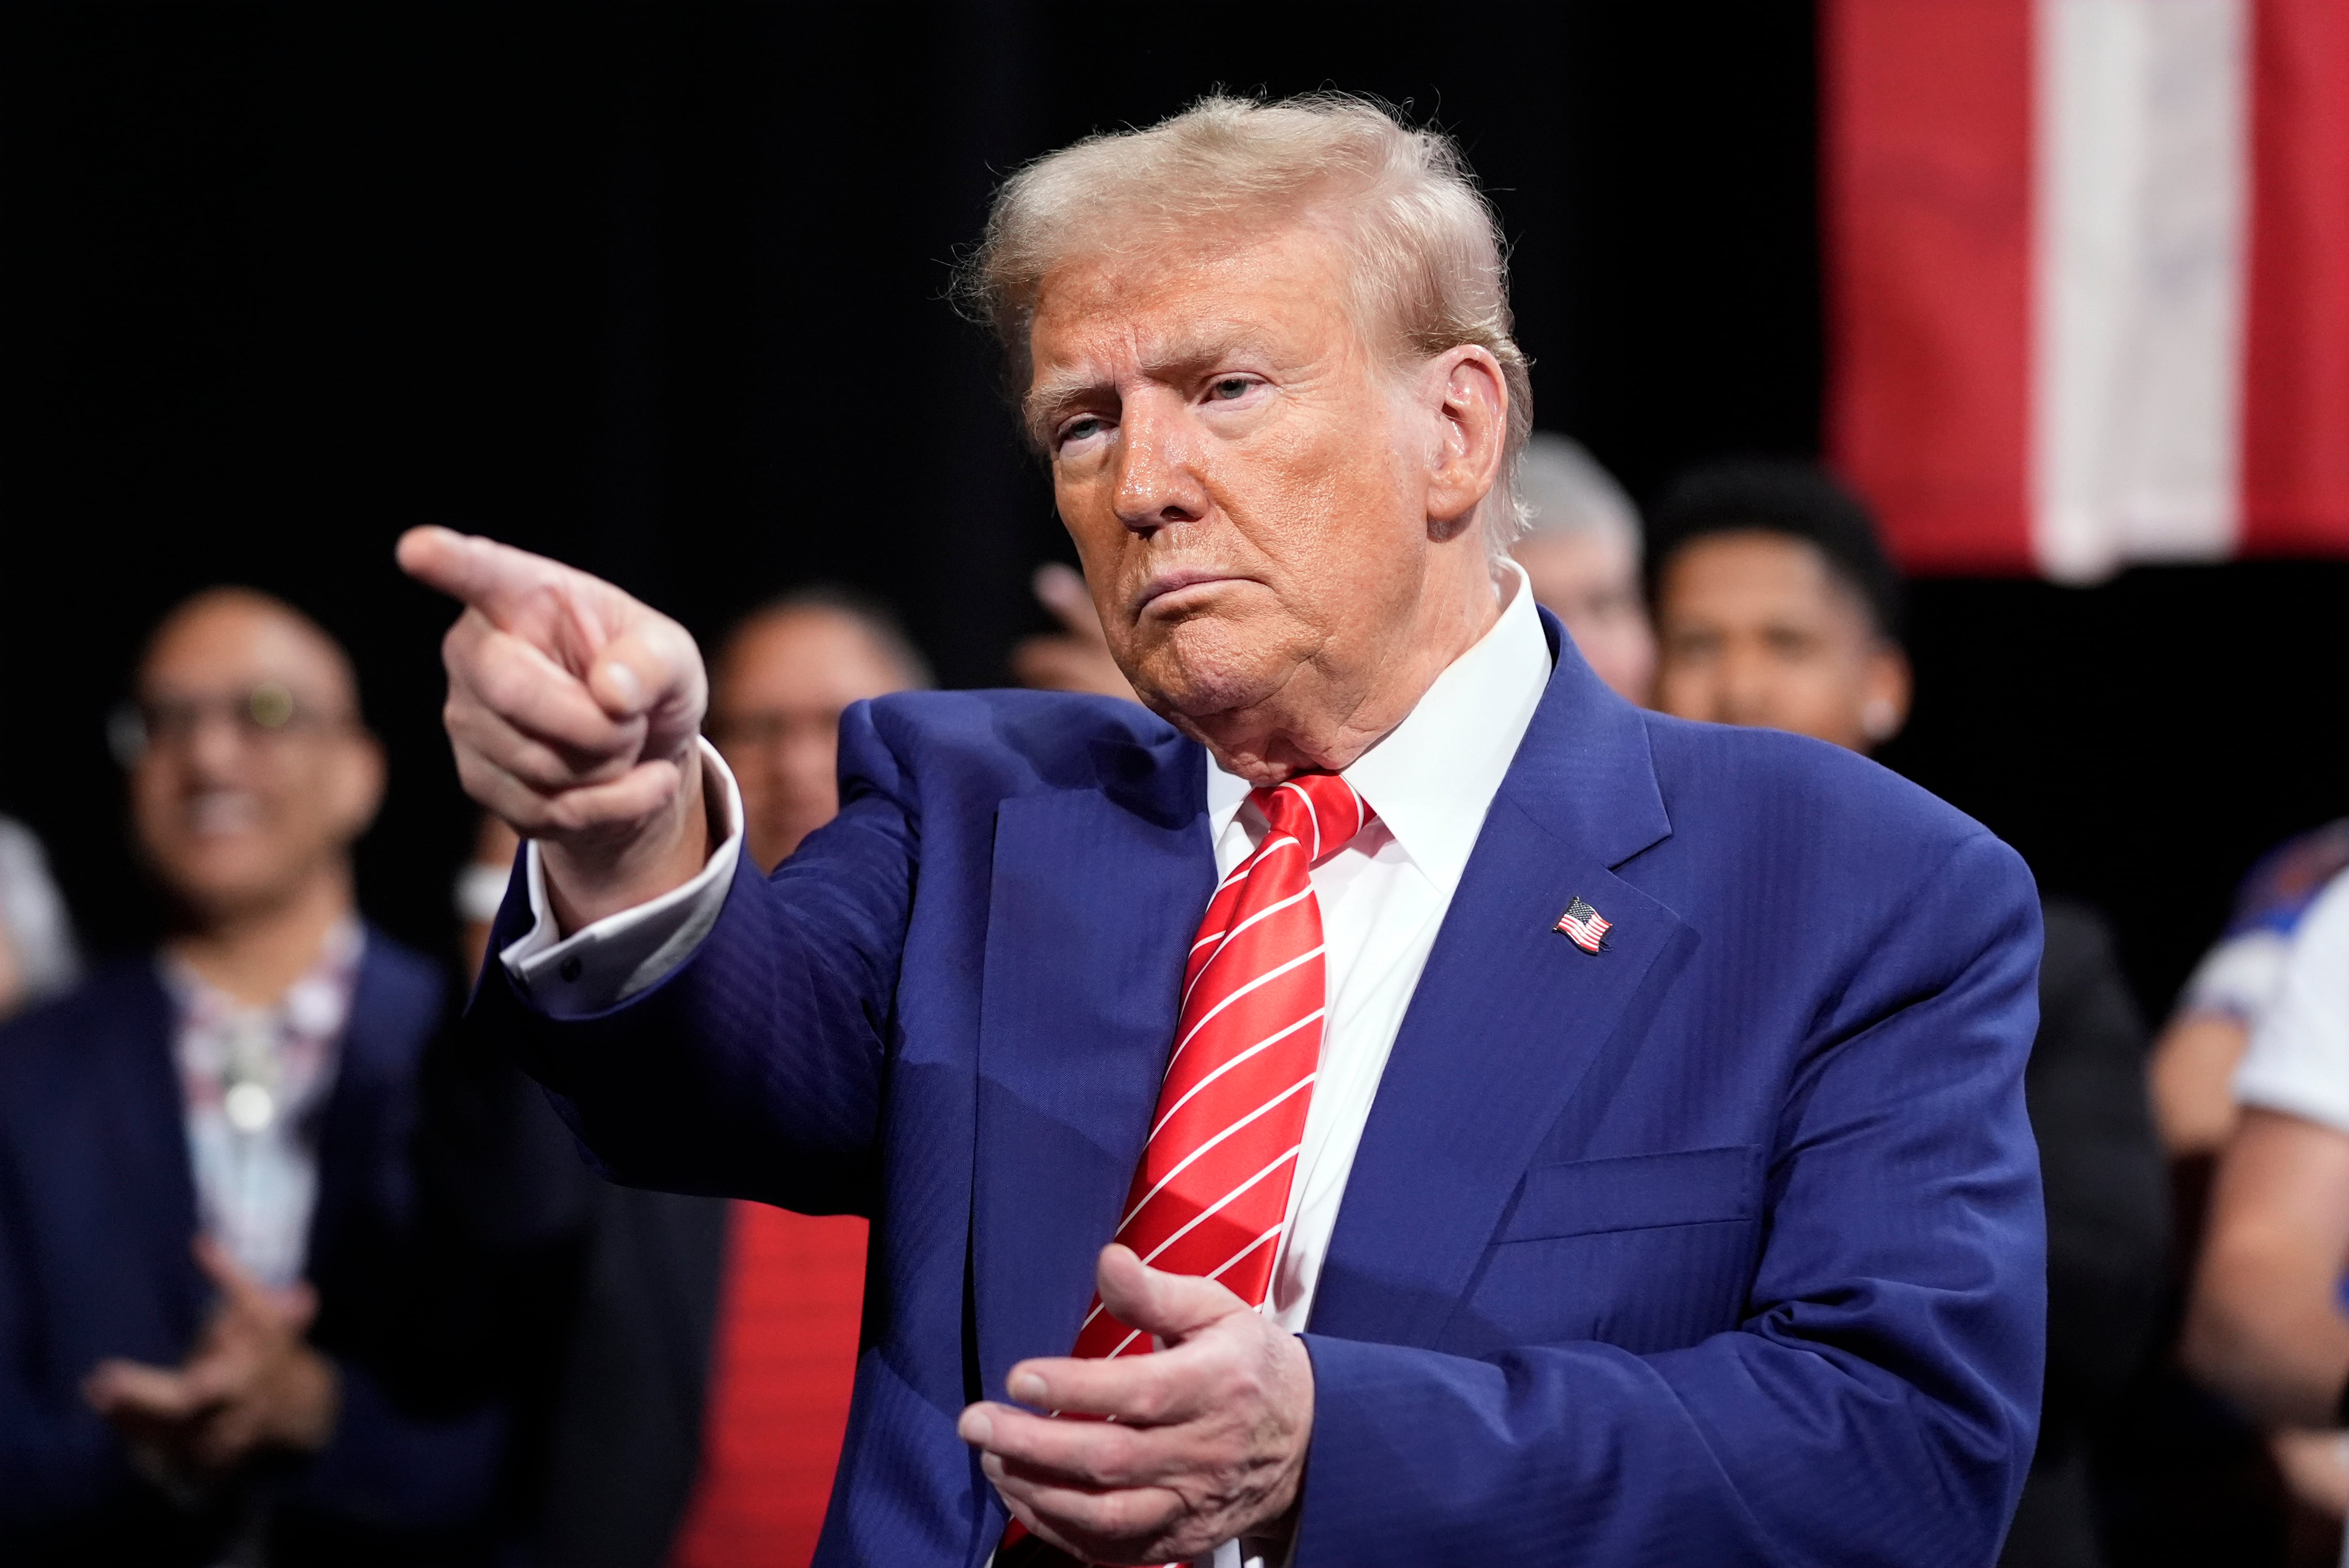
[0,941,505,1565]
[1644,462,2169,1568]
[0,590,507,1567]
[2018,902,2168,1568]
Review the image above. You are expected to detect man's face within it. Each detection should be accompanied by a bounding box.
[129,598,381,925]
[1651,531,1908,754]
[1026,222,1443,734]
[1513,528,1656,704]
[708,608,914,872]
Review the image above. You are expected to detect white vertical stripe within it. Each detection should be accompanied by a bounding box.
[2033,0,2249,581]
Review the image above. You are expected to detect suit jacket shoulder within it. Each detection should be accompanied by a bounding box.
[855,688,1200,820]
[1640,710,2007,874]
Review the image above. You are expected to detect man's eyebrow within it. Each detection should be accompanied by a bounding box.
[1023,329,1265,435]
[1024,369,1106,430]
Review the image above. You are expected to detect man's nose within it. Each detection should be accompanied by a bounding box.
[1111,394,1208,534]
[184,710,248,778]
[1715,647,1777,728]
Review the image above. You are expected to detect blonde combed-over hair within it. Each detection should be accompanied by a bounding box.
[957,93,1535,557]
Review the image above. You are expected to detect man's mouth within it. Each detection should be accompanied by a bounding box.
[1136,570,1240,613]
[185,790,265,836]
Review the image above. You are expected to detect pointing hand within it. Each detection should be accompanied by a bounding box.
[397,526,713,928]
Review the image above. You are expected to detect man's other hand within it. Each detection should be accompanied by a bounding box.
[1010,563,1140,703]
[397,526,711,930]
[84,1238,341,1482]
[957,1244,1314,1565]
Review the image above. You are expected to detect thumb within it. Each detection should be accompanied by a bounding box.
[193,1235,283,1326]
[1093,1242,1247,1347]
[587,619,706,742]
[277,1280,320,1337]
[1033,562,1109,647]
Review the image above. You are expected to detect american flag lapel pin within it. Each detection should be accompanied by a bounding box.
[1554,896,1611,954]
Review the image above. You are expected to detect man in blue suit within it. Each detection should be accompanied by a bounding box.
[0,590,506,1565]
[400,93,2046,1567]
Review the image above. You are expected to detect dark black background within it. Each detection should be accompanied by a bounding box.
[2,2,2342,1016]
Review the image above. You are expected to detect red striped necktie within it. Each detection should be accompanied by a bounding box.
[999,772,1372,1565]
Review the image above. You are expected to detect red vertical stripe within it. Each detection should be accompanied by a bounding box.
[2239,0,2349,555]
[667,1204,867,1568]
[1822,0,2035,574]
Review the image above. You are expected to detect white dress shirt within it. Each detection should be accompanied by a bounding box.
[503,566,1555,1565]
[165,917,362,1289]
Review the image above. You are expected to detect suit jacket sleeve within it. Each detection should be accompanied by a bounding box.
[1295,830,2048,1568]
[471,699,920,1216]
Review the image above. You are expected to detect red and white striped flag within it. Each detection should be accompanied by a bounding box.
[1824,0,2349,581]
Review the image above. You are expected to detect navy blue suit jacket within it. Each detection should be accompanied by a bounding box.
[484,616,2047,1568]
[0,931,507,1566]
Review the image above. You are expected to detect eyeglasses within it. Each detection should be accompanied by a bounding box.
[108,683,350,765]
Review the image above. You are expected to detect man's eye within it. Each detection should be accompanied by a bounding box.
[1060,416,1103,444]
[1210,377,1252,401]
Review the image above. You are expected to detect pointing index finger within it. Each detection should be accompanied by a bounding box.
[396,526,571,627]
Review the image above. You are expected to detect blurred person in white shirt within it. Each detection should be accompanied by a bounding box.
[2188,866,2349,1548]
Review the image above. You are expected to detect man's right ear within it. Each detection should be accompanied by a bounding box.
[1421,345,1509,539]
[1860,645,1912,745]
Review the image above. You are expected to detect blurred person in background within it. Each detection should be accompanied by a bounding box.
[1508,431,1655,703]
[1646,461,2169,1568]
[2147,824,2349,1554]
[2187,861,2349,1556]
[0,589,506,1566]
[2150,822,2349,1164]
[0,814,80,1019]
[1646,462,1910,752]
[707,588,934,872]
[422,587,927,1568]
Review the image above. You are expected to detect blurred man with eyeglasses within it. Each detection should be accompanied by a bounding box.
[0,588,508,1566]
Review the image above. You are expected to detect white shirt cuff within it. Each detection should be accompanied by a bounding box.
[499,737,745,1017]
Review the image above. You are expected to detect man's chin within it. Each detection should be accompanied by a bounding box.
[153,855,328,929]
[1129,659,1278,726]
[1120,619,1296,722]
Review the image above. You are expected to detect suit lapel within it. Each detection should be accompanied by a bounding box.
[1310,617,1694,1347]
[310,934,441,1281]
[101,964,209,1337]
[972,727,1215,1400]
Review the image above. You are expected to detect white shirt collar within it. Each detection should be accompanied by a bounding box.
[1205,562,1554,897]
